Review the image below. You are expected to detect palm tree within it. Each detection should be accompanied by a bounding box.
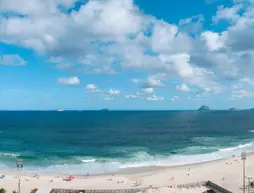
[0,188,7,193]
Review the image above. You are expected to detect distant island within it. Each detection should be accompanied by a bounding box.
[100,109,110,111]
[198,106,210,111]
[197,106,244,111]
[228,108,240,111]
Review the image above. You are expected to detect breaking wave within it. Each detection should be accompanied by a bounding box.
[0,152,19,157]
[1,139,254,175]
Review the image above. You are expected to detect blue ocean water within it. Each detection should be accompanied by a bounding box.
[0,110,254,174]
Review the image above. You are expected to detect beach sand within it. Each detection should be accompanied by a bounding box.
[0,153,252,193]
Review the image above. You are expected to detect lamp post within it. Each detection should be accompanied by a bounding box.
[241,152,247,193]
[16,158,24,193]
[246,176,252,193]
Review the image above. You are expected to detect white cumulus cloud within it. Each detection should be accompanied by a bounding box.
[100,96,114,101]
[229,89,253,100]
[142,88,154,94]
[170,96,180,101]
[85,84,102,92]
[213,5,242,23]
[201,31,227,51]
[57,76,80,85]
[176,84,191,92]
[108,89,120,95]
[132,76,165,88]
[147,95,164,101]
[2,0,254,102]
[0,54,26,66]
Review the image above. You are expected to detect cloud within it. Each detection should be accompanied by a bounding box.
[142,88,154,94]
[201,31,227,51]
[231,83,242,89]
[170,96,180,101]
[85,84,101,92]
[213,5,242,24]
[86,84,97,90]
[57,76,80,85]
[147,94,164,101]
[100,96,114,101]
[179,15,204,35]
[78,55,116,75]
[132,76,165,88]
[0,0,147,56]
[108,89,120,95]
[0,0,78,16]
[176,84,190,92]
[85,85,120,95]
[151,21,178,53]
[125,94,140,99]
[2,0,254,100]
[229,89,253,100]
[125,89,159,100]
[0,54,26,66]
[47,56,64,63]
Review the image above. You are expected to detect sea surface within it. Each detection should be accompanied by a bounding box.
[0,110,254,174]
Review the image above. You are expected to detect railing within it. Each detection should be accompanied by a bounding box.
[51,181,207,193]
[51,189,144,193]
[206,181,233,193]
[176,181,207,188]
[51,180,233,193]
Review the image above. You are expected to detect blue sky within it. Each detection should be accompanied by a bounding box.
[0,0,254,110]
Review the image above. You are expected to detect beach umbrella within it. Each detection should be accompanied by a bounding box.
[68,175,75,180]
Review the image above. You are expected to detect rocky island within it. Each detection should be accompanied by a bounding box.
[228,108,240,111]
[198,105,210,111]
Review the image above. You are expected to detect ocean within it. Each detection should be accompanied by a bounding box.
[0,110,254,174]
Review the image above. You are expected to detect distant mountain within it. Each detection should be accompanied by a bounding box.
[198,106,210,111]
[228,108,240,111]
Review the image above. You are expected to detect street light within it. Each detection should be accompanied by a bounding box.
[246,176,252,193]
[241,152,247,193]
[16,158,24,193]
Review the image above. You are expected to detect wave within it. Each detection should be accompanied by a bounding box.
[81,159,96,163]
[219,142,253,152]
[65,141,254,173]
[249,130,254,133]
[35,151,224,174]
[0,152,19,157]
[176,146,217,154]
[2,140,254,175]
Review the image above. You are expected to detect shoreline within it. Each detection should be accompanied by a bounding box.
[0,156,225,177]
[0,152,249,193]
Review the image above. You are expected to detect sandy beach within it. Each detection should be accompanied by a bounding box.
[0,153,252,193]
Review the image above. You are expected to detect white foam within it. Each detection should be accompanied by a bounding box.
[249,130,254,133]
[0,152,19,157]
[22,142,254,174]
[3,141,254,175]
[219,142,253,152]
[81,159,96,163]
[119,152,222,169]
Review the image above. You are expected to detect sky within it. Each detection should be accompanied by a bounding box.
[1,0,254,110]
